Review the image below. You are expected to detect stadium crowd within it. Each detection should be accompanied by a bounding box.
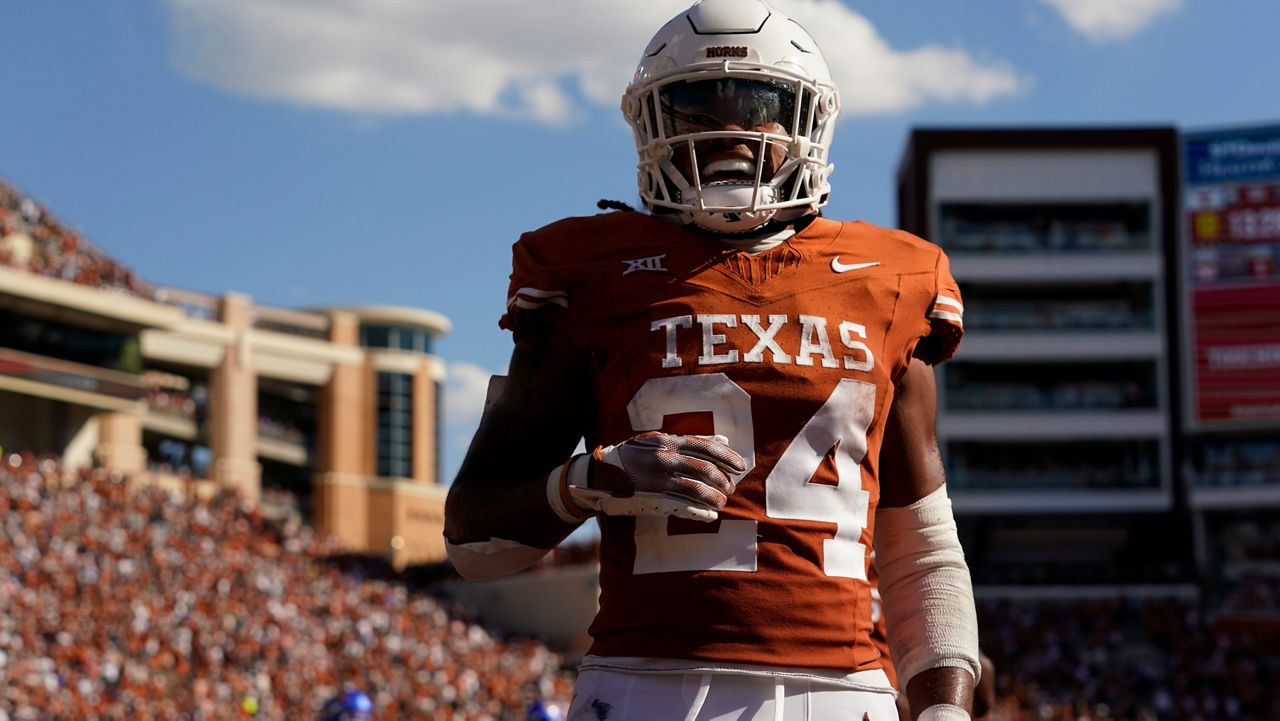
[1220,573,1280,614]
[3,447,1276,720]
[1190,438,1280,489]
[978,597,1279,721]
[536,538,1280,721]
[0,180,151,298]
[0,452,572,720]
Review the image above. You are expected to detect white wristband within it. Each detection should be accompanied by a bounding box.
[546,454,592,524]
[917,704,970,721]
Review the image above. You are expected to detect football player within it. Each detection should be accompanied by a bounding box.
[444,1,980,719]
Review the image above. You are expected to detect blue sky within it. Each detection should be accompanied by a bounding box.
[3,0,1278,481]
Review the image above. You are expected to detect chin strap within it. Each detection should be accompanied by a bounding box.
[684,181,779,234]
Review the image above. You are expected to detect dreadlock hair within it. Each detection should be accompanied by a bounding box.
[596,199,636,213]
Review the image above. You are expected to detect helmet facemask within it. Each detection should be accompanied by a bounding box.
[625,63,838,234]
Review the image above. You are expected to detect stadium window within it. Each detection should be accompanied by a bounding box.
[946,439,1160,491]
[961,281,1156,332]
[936,202,1152,254]
[943,361,1158,412]
[360,325,391,349]
[393,326,415,352]
[435,380,443,484]
[376,371,414,478]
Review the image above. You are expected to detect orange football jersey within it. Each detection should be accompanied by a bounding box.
[500,211,963,671]
[867,553,900,689]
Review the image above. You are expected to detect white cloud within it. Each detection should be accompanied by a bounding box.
[443,360,496,429]
[440,360,498,483]
[1038,0,1181,42]
[780,0,1024,114]
[164,0,1025,124]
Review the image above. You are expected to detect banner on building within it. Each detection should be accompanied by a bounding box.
[1184,125,1280,428]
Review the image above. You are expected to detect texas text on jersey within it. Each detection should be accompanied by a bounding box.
[500,210,963,670]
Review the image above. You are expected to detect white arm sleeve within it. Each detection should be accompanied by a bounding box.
[445,537,552,580]
[874,484,980,689]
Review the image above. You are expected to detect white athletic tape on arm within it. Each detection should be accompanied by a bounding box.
[445,537,551,580]
[874,484,981,688]
[917,703,971,721]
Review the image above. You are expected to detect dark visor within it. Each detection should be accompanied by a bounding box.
[658,78,797,135]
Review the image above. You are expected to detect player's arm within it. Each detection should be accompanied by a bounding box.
[876,358,980,721]
[444,328,746,579]
[894,652,996,719]
[444,329,592,577]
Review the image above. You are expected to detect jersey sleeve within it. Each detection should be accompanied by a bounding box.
[912,248,964,365]
[497,233,573,340]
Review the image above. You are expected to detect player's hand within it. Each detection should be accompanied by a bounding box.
[568,432,747,521]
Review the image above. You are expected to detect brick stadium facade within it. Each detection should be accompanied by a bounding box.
[0,183,451,566]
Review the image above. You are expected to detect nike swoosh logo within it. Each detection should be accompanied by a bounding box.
[831,258,881,273]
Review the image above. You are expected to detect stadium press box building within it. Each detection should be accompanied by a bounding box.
[897,128,1196,586]
[0,194,451,566]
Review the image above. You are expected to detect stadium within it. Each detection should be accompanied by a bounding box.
[4,0,1280,716]
[0,175,581,718]
[3,121,1279,719]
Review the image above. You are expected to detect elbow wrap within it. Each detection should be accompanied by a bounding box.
[874,485,980,688]
[445,537,551,580]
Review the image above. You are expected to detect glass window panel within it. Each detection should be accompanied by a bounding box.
[937,202,1152,254]
[962,281,1156,332]
[944,361,1158,412]
[362,325,391,349]
[375,371,415,478]
[947,440,1160,491]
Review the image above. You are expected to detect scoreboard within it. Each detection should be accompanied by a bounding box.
[1183,125,1280,429]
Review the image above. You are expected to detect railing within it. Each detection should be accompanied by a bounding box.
[153,286,219,321]
[0,347,144,401]
[252,305,329,340]
[152,286,331,340]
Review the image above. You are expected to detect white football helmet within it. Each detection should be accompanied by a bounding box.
[622,0,840,234]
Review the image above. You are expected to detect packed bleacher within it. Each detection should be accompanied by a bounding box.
[964,297,1154,332]
[949,442,1159,492]
[977,596,1280,721]
[1189,437,1280,489]
[0,452,572,720]
[1220,573,1280,614]
[532,539,1280,721]
[144,385,200,420]
[5,448,1279,719]
[944,379,1152,412]
[0,180,153,299]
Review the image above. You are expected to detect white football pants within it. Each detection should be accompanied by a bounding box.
[567,669,900,721]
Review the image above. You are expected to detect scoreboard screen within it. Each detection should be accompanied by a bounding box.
[1183,125,1280,428]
